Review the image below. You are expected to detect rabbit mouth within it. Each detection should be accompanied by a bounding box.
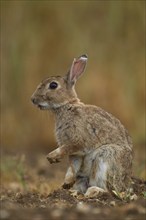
[37,103,49,110]
[38,105,48,110]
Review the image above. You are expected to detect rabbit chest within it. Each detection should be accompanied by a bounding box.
[55,117,85,147]
[55,106,88,148]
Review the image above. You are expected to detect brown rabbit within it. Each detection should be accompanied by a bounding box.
[31,55,133,194]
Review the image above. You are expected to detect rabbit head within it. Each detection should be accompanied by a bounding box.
[31,54,88,110]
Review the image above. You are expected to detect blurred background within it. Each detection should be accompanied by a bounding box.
[1,1,145,178]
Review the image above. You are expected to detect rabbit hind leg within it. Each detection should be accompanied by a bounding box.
[72,174,89,193]
[72,152,95,193]
[89,144,132,192]
[89,156,108,191]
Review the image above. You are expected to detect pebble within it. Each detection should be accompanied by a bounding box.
[110,201,116,206]
[130,194,138,201]
[40,205,46,208]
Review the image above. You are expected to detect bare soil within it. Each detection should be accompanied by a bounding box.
[0,154,146,220]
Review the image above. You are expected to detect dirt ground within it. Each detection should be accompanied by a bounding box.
[0,153,146,220]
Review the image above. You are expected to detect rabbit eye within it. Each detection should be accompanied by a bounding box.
[49,81,58,90]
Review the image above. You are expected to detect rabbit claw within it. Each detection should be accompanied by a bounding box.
[47,156,61,164]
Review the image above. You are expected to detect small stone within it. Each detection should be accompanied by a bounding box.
[40,205,46,208]
[129,187,134,193]
[15,192,22,199]
[130,194,138,201]
[110,201,116,206]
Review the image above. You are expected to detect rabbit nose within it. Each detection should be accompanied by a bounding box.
[31,97,37,104]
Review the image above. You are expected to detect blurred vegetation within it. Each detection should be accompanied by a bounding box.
[1,0,145,158]
[0,154,64,194]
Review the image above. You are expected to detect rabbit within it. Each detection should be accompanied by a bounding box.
[31,54,133,194]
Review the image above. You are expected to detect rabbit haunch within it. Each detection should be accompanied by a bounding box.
[31,54,133,194]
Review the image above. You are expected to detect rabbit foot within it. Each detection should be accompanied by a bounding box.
[85,186,106,198]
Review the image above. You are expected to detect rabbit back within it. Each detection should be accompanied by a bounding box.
[55,103,133,152]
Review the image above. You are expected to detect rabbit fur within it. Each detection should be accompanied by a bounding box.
[31,55,133,194]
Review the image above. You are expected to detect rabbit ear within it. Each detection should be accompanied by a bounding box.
[66,54,88,86]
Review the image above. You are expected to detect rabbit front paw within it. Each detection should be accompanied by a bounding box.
[47,157,61,164]
[46,152,61,164]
